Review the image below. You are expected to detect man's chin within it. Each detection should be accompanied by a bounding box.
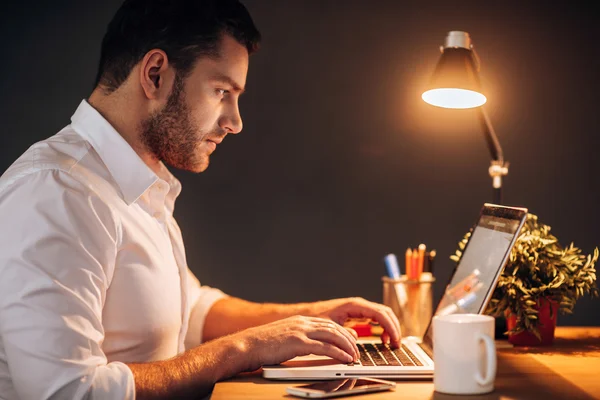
[165,157,209,174]
[191,163,209,173]
[189,158,210,174]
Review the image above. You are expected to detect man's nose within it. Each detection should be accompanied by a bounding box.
[220,105,243,134]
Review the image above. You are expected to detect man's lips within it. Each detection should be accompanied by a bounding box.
[206,140,217,151]
[206,137,225,152]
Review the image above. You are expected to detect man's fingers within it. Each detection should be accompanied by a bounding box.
[345,300,401,347]
[376,308,401,347]
[344,327,359,340]
[305,340,355,364]
[334,324,359,358]
[304,317,359,355]
[381,307,401,347]
[381,331,390,345]
[308,321,358,360]
[307,328,357,361]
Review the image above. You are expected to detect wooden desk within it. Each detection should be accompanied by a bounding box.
[211,327,600,400]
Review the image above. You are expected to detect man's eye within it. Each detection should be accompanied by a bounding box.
[216,89,228,96]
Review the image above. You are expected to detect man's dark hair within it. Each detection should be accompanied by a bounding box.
[94,0,261,93]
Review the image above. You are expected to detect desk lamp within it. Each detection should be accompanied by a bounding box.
[422,31,508,204]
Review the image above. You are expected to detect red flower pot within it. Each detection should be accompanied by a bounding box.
[505,297,558,346]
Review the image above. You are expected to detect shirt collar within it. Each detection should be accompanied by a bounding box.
[70,99,181,206]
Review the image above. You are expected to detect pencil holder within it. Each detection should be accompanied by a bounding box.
[382,274,435,338]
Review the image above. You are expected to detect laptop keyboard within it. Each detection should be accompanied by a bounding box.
[355,343,423,367]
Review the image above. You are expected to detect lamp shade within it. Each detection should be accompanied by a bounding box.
[422,31,487,109]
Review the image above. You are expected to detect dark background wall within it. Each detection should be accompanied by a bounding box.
[1,1,598,326]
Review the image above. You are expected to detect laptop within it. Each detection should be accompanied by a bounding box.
[263,203,528,380]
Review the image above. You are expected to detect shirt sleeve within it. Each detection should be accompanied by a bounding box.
[184,268,228,349]
[0,170,135,400]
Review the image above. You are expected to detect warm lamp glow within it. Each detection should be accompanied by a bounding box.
[421,31,509,206]
[422,88,487,109]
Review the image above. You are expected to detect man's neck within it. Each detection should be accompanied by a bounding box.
[88,87,162,174]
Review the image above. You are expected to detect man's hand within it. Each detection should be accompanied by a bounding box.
[128,315,360,399]
[234,315,360,372]
[307,297,401,348]
[129,303,396,399]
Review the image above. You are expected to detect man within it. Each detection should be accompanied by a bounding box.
[0,1,401,399]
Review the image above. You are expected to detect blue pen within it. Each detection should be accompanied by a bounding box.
[384,253,407,308]
[384,254,401,279]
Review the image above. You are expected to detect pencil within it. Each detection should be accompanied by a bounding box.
[417,244,426,280]
[411,249,419,281]
[428,250,436,275]
[405,248,413,279]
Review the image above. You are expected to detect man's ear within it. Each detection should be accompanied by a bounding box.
[139,49,172,100]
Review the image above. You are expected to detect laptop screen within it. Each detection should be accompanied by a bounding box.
[421,204,527,353]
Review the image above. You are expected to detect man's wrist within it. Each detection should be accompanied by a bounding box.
[286,301,319,317]
[208,333,254,382]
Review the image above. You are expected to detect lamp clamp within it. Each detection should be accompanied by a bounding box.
[489,160,509,189]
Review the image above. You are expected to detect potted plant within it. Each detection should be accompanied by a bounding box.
[451,213,598,346]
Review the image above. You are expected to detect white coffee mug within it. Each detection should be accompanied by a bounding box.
[433,314,497,395]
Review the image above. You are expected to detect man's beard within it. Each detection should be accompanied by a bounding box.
[140,74,207,172]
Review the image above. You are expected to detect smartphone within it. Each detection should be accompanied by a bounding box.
[285,378,396,398]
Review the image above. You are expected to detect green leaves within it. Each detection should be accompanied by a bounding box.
[451,213,598,338]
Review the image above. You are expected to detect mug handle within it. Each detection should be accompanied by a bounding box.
[475,332,497,386]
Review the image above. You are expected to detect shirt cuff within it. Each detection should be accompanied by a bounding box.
[53,362,135,400]
[184,287,228,349]
[92,362,136,399]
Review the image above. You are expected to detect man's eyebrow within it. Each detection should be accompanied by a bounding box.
[210,74,245,94]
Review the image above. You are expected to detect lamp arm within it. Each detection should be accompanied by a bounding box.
[477,106,503,162]
[477,107,509,204]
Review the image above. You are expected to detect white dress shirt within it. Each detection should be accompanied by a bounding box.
[0,100,227,399]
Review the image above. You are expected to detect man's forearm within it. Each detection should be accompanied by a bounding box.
[127,334,249,399]
[202,297,316,342]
